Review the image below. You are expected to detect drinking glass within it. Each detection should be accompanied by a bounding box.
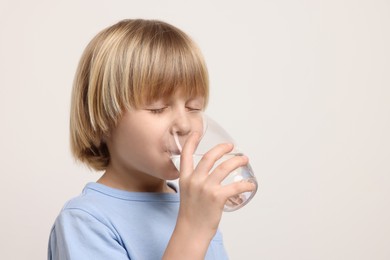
[167,114,258,212]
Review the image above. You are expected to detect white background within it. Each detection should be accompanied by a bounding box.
[1,0,389,259]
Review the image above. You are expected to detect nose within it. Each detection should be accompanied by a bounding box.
[171,112,191,137]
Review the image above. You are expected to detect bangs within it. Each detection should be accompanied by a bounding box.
[120,21,209,108]
[79,19,209,136]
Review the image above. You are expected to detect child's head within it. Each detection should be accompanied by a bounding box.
[70,19,209,171]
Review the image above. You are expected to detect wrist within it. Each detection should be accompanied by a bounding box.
[176,216,216,243]
[163,217,216,260]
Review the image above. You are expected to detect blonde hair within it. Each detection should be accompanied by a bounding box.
[70,19,209,171]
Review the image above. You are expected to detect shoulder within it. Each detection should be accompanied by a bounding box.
[49,206,129,259]
[52,183,118,234]
[52,193,117,238]
[48,187,127,259]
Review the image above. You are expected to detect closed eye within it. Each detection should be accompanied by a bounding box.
[148,107,168,114]
[185,97,205,112]
[186,107,202,112]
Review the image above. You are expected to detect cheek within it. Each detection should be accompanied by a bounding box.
[114,121,166,161]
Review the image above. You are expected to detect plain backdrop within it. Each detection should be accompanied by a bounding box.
[1,0,389,259]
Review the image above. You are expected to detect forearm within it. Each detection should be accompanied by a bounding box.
[163,218,216,260]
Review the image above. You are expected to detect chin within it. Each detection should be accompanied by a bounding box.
[164,170,180,181]
[160,161,180,180]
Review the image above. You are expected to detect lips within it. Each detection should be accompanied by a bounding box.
[167,148,181,156]
[165,133,185,155]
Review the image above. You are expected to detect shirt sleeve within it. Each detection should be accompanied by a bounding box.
[48,208,130,260]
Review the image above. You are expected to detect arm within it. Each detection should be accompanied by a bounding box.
[163,132,256,260]
[48,209,129,260]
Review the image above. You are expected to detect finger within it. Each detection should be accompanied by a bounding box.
[207,155,249,184]
[219,180,257,200]
[194,143,234,177]
[179,131,201,178]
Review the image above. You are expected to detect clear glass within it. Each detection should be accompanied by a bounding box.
[167,114,258,212]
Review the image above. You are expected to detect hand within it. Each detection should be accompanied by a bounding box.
[177,131,256,239]
[163,132,256,259]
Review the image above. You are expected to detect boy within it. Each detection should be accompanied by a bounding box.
[48,19,255,260]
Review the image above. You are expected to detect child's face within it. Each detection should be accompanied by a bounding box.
[106,90,205,182]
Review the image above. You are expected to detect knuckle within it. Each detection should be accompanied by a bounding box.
[210,189,223,203]
[231,183,242,193]
[201,152,213,162]
[217,162,230,173]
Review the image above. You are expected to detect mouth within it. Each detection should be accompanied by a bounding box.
[165,145,181,156]
[164,149,180,159]
[169,149,181,156]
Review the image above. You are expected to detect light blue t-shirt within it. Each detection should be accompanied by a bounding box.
[48,182,229,260]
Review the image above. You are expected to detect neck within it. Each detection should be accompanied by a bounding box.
[97,164,176,193]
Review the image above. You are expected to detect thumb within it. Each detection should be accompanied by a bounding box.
[179,131,201,178]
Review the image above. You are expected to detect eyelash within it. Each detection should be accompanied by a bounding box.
[149,108,167,114]
[186,107,202,112]
[148,106,202,114]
